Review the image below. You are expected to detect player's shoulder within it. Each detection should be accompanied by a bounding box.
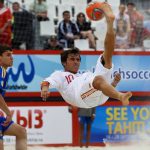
[51,70,63,76]
[53,70,63,73]
[52,70,75,76]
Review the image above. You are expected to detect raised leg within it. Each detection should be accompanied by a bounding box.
[99,2,115,69]
[93,75,132,105]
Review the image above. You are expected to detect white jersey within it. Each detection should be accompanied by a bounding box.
[44,55,114,108]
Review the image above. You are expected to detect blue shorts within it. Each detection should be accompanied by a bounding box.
[78,116,93,125]
[0,116,14,140]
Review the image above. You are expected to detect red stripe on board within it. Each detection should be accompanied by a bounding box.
[5,91,150,97]
[28,142,105,147]
[5,92,61,97]
[80,51,150,55]
[6,100,150,107]
[130,92,150,96]
[7,101,68,106]
[103,100,150,106]
[113,51,150,55]
[13,50,62,55]
[13,50,150,55]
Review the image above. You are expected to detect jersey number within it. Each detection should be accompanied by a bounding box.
[65,75,74,84]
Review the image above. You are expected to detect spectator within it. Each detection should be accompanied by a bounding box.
[114,4,131,34]
[0,0,12,47]
[12,2,21,12]
[114,4,130,49]
[12,1,27,12]
[130,20,150,48]
[126,2,145,48]
[126,2,144,29]
[76,12,96,49]
[29,0,49,21]
[58,10,80,48]
[115,19,129,49]
[43,35,63,50]
[12,10,34,49]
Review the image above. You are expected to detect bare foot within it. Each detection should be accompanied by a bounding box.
[120,92,132,106]
[100,2,115,22]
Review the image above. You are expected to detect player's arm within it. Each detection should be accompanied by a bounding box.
[0,9,12,34]
[111,73,121,87]
[41,81,50,101]
[0,94,12,126]
[0,21,11,34]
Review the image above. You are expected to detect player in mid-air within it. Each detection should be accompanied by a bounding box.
[0,45,27,150]
[41,2,132,108]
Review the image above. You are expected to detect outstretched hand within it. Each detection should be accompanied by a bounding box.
[112,73,121,87]
[41,89,50,101]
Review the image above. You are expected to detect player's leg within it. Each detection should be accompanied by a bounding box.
[86,119,92,148]
[0,140,4,150]
[99,2,115,69]
[0,128,4,150]
[4,123,27,150]
[93,75,132,105]
[0,117,9,150]
[79,117,85,147]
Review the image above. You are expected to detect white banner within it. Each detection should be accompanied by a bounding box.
[3,106,72,144]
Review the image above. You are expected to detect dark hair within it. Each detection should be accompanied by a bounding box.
[13,2,20,5]
[0,0,4,4]
[127,2,135,7]
[63,10,70,16]
[61,48,81,66]
[49,35,57,41]
[77,12,86,22]
[116,18,127,33]
[0,45,12,55]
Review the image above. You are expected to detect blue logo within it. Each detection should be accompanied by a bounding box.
[8,55,35,83]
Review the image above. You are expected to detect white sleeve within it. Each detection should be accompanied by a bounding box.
[43,71,61,89]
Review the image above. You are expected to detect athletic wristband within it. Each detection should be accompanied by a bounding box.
[41,81,50,89]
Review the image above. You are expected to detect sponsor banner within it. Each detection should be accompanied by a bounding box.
[3,106,72,144]
[7,55,62,92]
[7,55,150,92]
[91,105,150,143]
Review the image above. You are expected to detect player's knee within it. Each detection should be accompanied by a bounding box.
[0,141,3,150]
[92,75,106,89]
[21,127,27,138]
[17,126,27,138]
